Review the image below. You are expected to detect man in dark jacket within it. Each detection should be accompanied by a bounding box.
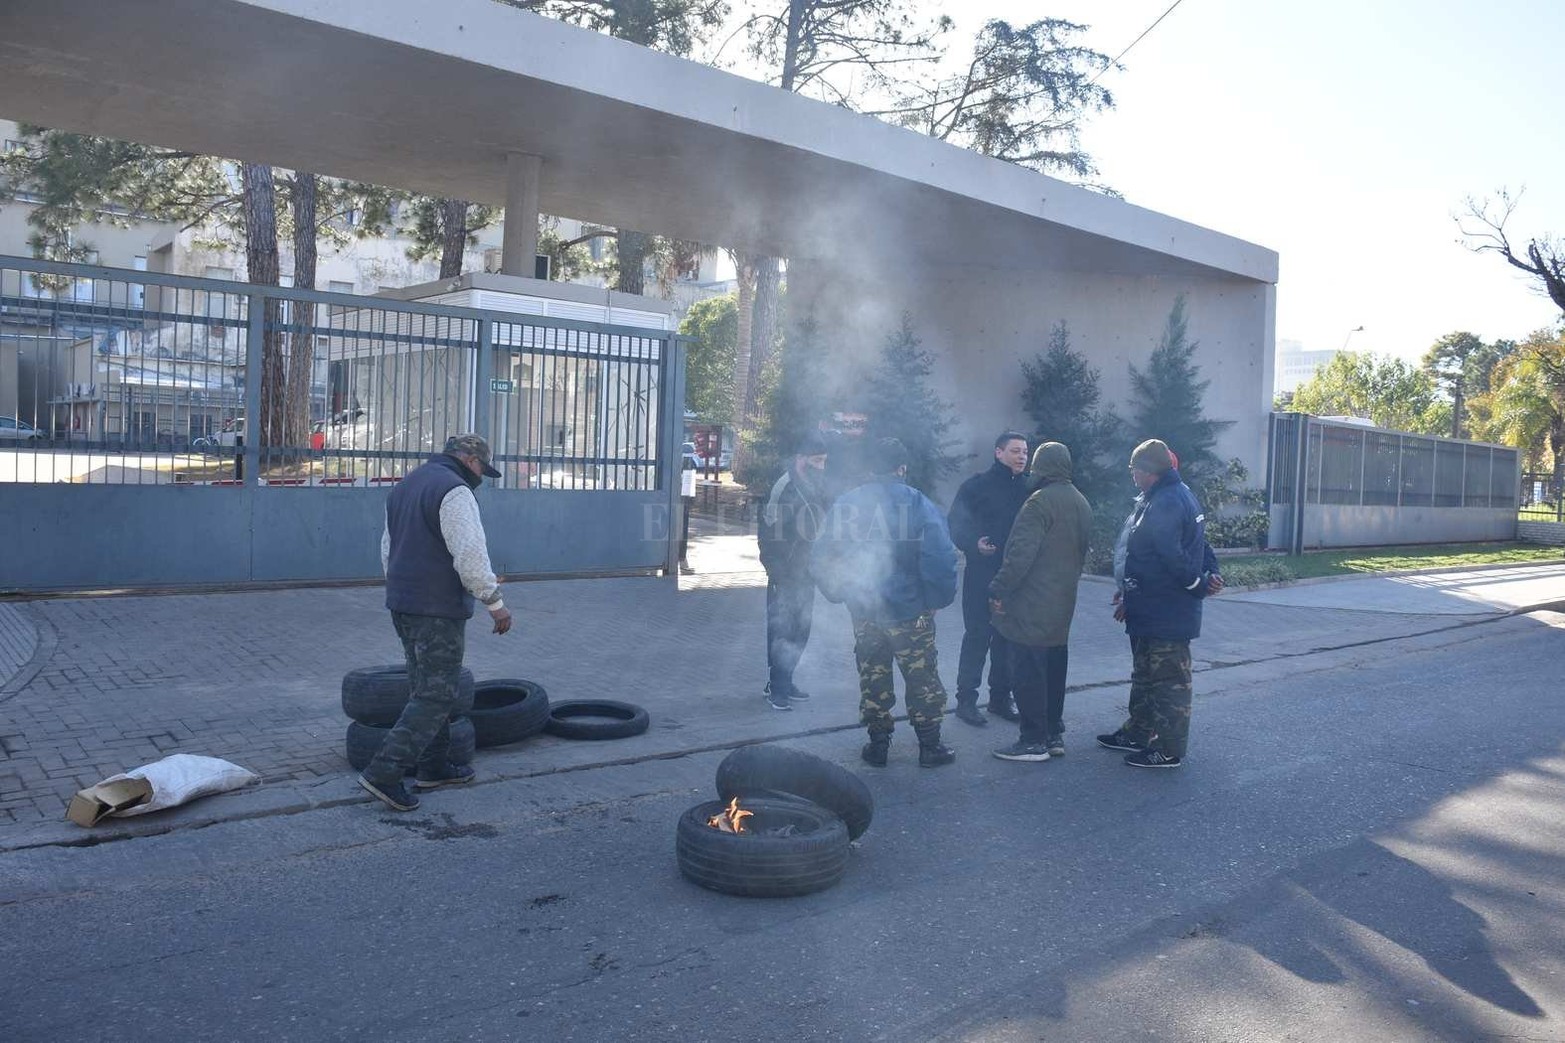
[946,432,1031,726]
[758,432,829,711]
[988,442,1093,762]
[812,438,960,768]
[1096,439,1223,769]
[361,434,513,811]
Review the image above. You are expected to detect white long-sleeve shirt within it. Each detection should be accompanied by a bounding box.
[382,485,504,609]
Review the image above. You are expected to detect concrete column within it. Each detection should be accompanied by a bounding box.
[500,152,542,277]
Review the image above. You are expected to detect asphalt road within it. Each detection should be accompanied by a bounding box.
[3,610,1563,1042]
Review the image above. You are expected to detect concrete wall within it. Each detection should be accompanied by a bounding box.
[1517,520,1565,546]
[791,262,1275,502]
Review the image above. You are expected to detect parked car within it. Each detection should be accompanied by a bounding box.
[0,417,45,441]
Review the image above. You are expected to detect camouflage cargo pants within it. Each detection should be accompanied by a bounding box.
[362,612,468,787]
[1121,637,1193,758]
[854,613,949,735]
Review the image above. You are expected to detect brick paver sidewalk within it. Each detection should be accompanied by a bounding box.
[1,532,1532,829]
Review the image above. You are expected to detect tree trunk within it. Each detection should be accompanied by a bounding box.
[241,163,285,451]
[617,230,649,295]
[439,198,468,279]
[285,173,318,451]
[728,256,757,474]
[746,255,782,426]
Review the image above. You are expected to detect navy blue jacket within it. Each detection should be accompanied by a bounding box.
[385,453,481,620]
[1119,470,1219,641]
[810,477,958,624]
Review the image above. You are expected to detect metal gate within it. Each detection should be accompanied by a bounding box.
[0,255,685,592]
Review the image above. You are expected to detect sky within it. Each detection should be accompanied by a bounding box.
[915,0,1564,362]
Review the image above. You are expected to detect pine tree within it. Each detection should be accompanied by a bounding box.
[736,313,838,489]
[1020,320,1121,507]
[1127,296,1233,497]
[863,316,963,496]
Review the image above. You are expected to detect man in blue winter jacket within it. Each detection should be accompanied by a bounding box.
[811,437,960,768]
[1096,439,1223,769]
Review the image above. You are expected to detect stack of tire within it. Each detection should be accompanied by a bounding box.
[340,667,552,770]
[676,745,874,898]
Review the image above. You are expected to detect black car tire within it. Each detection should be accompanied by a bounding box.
[716,744,874,841]
[345,716,476,773]
[469,679,551,748]
[341,665,475,726]
[676,797,850,898]
[543,700,650,740]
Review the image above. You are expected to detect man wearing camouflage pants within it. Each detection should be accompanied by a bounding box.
[1097,439,1222,769]
[360,433,513,811]
[811,437,960,767]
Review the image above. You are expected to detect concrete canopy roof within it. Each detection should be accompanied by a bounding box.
[0,0,1277,283]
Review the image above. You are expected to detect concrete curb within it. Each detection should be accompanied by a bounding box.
[1091,555,1565,595]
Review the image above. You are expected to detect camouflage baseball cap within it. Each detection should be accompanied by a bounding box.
[444,433,502,478]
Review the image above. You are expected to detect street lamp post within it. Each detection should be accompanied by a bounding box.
[1340,325,1365,352]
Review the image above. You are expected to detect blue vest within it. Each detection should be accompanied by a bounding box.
[385,454,480,619]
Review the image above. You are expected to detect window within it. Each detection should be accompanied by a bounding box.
[3,139,24,155]
[204,266,235,326]
[189,414,213,439]
[328,280,355,318]
[130,255,147,309]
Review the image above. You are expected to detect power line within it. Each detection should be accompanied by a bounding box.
[1088,0,1189,87]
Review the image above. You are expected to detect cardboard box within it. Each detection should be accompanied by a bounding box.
[65,777,153,827]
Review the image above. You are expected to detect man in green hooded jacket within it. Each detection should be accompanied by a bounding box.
[986,442,1093,762]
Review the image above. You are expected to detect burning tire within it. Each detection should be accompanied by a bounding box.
[345,716,476,772]
[543,700,650,740]
[469,679,551,748]
[716,744,874,841]
[341,665,475,726]
[676,797,850,898]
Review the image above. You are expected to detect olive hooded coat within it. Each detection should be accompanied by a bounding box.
[987,442,1093,648]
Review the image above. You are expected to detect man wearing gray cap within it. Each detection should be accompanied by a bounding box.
[360,433,513,811]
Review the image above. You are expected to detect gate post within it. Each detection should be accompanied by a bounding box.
[243,292,264,489]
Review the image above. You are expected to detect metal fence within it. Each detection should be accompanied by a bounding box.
[0,254,684,589]
[1267,413,1521,552]
[0,256,670,490]
[1519,472,1564,522]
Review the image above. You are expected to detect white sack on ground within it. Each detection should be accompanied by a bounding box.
[105,754,260,817]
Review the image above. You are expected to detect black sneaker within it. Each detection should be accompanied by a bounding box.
[1046,736,1066,757]
[992,741,1051,763]
[986,695,1020,722]
[1096,730,1145,752]
[766,692,792,711]
[413,763,476,790]
[358,775,420,812]
[1124,749,1182,769]
[861,738,890,767]
[762,681,808,702]
[953,703,988,727]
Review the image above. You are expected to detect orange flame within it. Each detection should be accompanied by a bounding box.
[707,797,754,834]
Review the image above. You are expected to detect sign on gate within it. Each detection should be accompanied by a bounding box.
[490,378,515,393]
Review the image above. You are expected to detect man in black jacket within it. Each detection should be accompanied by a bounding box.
[758,432,829,711]
[946,431,1031,726]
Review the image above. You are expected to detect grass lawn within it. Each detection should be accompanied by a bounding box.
[1218,542,1565,587]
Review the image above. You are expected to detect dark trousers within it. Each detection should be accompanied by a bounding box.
[1121,637,1193,757]
[955,571,1010,703]
[766,574,815,697]
[1009,642,1069,745]
[363,612,467,786]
